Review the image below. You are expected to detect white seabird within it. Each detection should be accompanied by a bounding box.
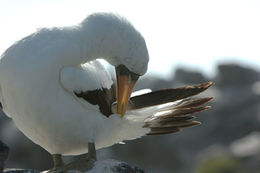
[0,13,212,171]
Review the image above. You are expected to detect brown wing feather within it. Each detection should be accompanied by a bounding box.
[174,97,213,109]
[148,127,181,135]
[128,82,213,110]
[144,95,212,135]
[74,84,116,117]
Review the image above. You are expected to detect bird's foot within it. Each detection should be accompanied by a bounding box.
[66,156,96,172]
[47,154,65,173]
[47,167,67,173]
[47,143,97,173]
[47,156,95,173]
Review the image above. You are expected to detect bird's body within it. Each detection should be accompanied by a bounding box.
[0,13,212,170]
[0,34,147,155]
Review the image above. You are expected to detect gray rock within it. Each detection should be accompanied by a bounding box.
[3,169,39,173]
[230,131,260,157]
[4,160,144,173]
[87,159,144,173]
[0,141,9,173]
[215,63,260,87]
[174,68,207,84]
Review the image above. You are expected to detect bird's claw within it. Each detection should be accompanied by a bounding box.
[47,157,95,173]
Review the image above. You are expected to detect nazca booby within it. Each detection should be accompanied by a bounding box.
[0,13,212,170]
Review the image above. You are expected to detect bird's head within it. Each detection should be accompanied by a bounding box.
[82,13,149,117]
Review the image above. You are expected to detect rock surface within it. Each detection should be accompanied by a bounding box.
[3,169,39,173]
[86,159,144,173]
[3,160,144,173]
[0,141,9,173]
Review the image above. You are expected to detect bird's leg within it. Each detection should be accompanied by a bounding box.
[59,142,96,172]
[47,154,65,173]
[88,142,97,161]
[52,154,64,168]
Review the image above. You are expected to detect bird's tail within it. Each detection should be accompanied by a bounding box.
[124,82,213,135]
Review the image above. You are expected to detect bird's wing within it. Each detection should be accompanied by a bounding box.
[144,96,212,135]
[113,82,213,135]
[112,82,212,111]
[129,82,212,110]
[60,60,116,117]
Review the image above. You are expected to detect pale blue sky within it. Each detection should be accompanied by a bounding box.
[0,0,259,78]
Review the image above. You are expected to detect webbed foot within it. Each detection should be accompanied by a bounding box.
[47,143,97,173]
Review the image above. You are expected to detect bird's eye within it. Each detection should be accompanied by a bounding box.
[130,72,139,82]
[115,65,129,76]
[115,64,140,82]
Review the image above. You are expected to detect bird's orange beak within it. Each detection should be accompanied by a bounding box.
[116,65,139,117]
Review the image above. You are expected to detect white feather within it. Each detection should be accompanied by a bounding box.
[61,61,113,92]
[131,89,152,97]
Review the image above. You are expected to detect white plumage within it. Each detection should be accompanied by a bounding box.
[61,61,113,92]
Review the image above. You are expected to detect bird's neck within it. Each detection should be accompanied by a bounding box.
[77,25,117,66]
[83,35,111,61]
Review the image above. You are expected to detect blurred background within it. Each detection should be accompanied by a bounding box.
[0,0,260,172]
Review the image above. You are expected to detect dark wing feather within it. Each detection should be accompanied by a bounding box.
[127,82,213,110]
[145,97,212,135]
[148,127,181,135]
[130,82,214,136]
[174,97,213,109]
[74,84,116,117]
